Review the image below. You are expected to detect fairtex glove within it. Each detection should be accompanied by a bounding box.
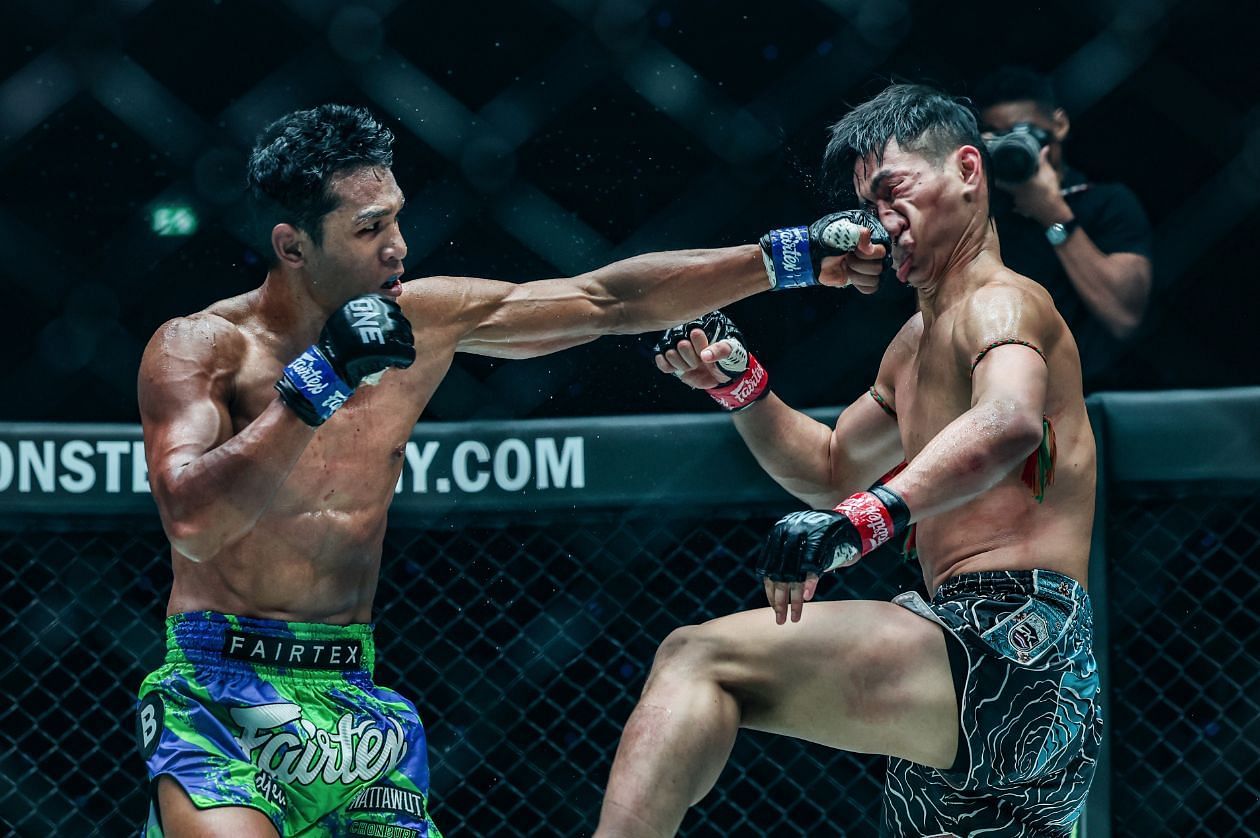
[654,311,770,411]
[759,484,910,581]
[275,295,416,427]
[760,209,893,290]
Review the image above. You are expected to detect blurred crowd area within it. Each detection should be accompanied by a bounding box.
[4,0,1258,424]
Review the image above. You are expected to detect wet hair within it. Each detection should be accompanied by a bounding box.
[971,66,1059,118]
[821,83,990,205]
[246,104,394,260]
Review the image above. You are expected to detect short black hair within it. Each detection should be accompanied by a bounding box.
[971,66,1058,117]
[821,83,990,205]
[246,104,395,260]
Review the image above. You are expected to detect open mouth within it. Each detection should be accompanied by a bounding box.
[381,276,402,291]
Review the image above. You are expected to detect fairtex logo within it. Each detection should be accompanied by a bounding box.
[777,227,807,273]
[730,364,765,402]
[231,703,408,787]
[321,390,350,413]
[289,352,329,394]
[835,492,893,554]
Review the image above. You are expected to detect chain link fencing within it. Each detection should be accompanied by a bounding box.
[1,514,923,836]
[1104,493,1260,834]
[5,498,1259,836]
[3,389,1260,836]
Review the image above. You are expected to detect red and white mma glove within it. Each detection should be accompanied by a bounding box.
[759,484,911,581]
[655,311,770,411]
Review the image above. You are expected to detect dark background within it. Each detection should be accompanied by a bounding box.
[4,0,1259,424]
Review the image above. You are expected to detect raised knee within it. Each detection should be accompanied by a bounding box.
[650,624,721,679]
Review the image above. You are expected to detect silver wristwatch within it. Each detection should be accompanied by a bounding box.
[1045,217,1079,246]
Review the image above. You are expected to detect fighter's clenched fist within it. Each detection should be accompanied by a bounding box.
[275,295,416,426]
[654,311,770,411]
[760,209,893,293]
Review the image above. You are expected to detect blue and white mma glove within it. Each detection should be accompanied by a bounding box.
[275,295,416,427]
[760,209,893,290]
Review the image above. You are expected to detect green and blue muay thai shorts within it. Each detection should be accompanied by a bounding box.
[136,612,441,837]
[883,570,1103,837]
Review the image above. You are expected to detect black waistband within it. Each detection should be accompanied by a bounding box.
[934,569,1084,603]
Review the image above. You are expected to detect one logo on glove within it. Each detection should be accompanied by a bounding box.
[718,338,750,375]
[347,298,387,345]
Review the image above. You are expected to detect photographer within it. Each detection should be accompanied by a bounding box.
[974,66,1153,389]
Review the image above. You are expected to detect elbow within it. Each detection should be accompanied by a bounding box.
[165,523,209,563]
[966,405,1044,476]
[994,412,1046,466]
[153,478,222,562]
[1105,305,1142,340]
[1106,267,1151,340]
[162,511,222,563]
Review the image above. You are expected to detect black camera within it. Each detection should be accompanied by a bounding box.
[984,122,1052,183]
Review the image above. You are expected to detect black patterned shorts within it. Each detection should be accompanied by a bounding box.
[882,570,1103,837]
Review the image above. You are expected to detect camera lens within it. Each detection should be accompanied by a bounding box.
[986,133,1041,182]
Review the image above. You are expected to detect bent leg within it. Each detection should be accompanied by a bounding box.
[155,776,280,838]
[595,600,958,838]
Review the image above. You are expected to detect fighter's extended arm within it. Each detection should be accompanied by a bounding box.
[420,210,890,358]
[438,246,769,358]
[138,315,314,563]
[883,285,1051,520]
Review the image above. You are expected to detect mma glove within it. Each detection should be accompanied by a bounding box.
[760,209,893,290]
[275,295,416,427]
[655,311,770,411]
[759,484,910,581]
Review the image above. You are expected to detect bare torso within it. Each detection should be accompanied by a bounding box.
[890,272,1096,593]
[163,284,464,624]
[142,244,771,625]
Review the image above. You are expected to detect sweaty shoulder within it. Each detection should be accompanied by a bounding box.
[953,271,1060,370]
[139,310,247,402]
[396,275,488,329]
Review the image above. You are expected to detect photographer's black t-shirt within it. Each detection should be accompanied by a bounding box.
[993,166,1153,390]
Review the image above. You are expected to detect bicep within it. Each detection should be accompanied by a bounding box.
[969,343,1048,416]
[828,389,905,490]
